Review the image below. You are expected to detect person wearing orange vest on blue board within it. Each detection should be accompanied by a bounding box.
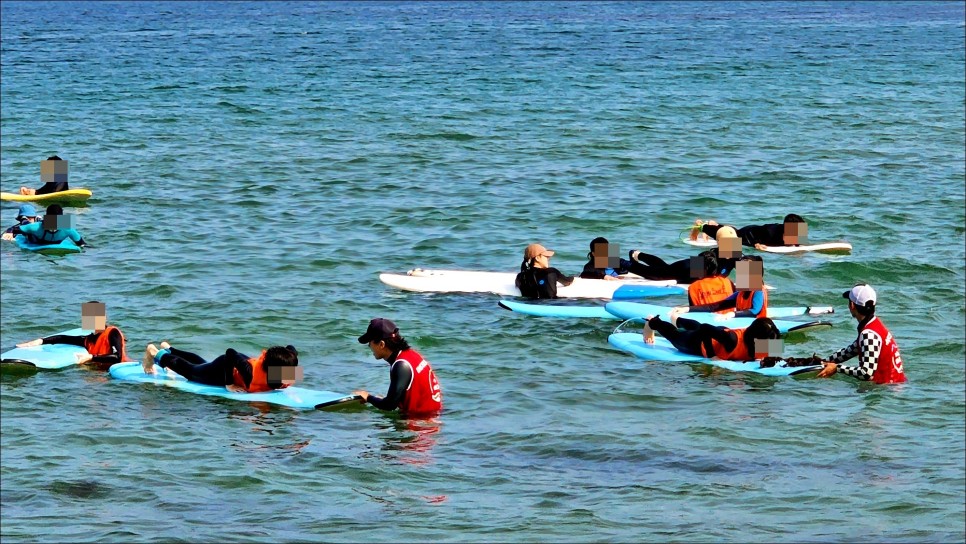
[816,284,907,384]
[354,318,442,417]
[141,342,301,393]
[685,252,735,306]
[678,255,768,319]
[15,301,129,366]
[642,309,782,362]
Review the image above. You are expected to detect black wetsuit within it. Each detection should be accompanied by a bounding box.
[702,223,786,247]
[515,266,575,299]
[626,249,737,284]
[365,350,414,411]
[157,347,265,389]
[34,181,69,195]
[42,329,124,365]
[648,316,741,358]
[579,257,633,279]
[4,218,34,235]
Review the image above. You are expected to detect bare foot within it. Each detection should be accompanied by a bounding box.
[142,344,159,374]
[19,187,35,196]
[642,318,656,344]
[668,308,684,326]
[160,341,171,350]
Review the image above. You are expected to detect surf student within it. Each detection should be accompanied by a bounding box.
[19,156,69,196]
[816,284,906,383]
[15,301,128,366]
[684,253,735,306]
[1,204,42,240]
[681,255,768,318]
[626,226,742,284]
[515,243,575,299]
[353,318,442,417]
[692,214,807,249]
[642,310,782,362]
[579,237,634,280]
[5,204,86,247]
[142,342,301,393]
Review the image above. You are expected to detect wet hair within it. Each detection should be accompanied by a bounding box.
[588,236,609,259]
[702,252,719,278]
[265,345,299,367]
[47,155,62,161]
[783,214,805,224]
[743,317,781,354]
[46,204,64,215]
[383,335,411,353]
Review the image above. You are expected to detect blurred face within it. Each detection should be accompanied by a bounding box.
[736,260,764,291]
[718,237,742,259]
[368,339,393,360]
[593,243,621,269]
[81,302,107,332]
[267,365,303,386]
[754,338,784,359]
[783,222,807,245]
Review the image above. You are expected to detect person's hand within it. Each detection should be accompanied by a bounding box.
[754,243,767,250]
[353,390,369,403]
[603,275,618,281]
[714,312,735,321]
[672,306,689,314]
[707,220,718,226]
[1,233,13,242]
[694,219,704,226]
[225,384,247,393]
[74,353,93,364]
[816,362,837,378]
[16,339,42,348]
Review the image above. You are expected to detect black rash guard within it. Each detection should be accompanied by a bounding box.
[366,352,414,411]
[35,181,69,195]
[627,250,736,284]
[42,328,124,365]
[702,223,787,247]
[580,257,633,279]
[516,267,575,299]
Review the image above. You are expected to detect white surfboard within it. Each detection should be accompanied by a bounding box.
[379,268,686,299]
[682,239,852,254]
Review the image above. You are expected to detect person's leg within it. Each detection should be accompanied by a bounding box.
[647,316,704,356]
[626,252,676,281]
[158,350,232,386]
[167,347,208,365]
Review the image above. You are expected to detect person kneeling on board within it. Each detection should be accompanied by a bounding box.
[16,301,128,366]
[579,237,634,280]
[2,204,86,246]
[816,284,906,383]
[354,318,442,417]
[142,342,301,393]
[626,226,742,284]
[691,214,808,250]
[677,255,769,319]
[642,309,782,362]
[1,204,42,240]
[516,243,575,299]
[19,155,70,196]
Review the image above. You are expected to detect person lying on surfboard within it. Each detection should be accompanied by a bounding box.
[579,237,635,281]
[141,342,301,393]
[690,214,808,250]
[354,318,442,417]
[676,255,768,319]
[2,204,42,239]
[1,204,87,245]
[19,156,70,196]
[16,301,129,367]
[515,243,575,299]
[642,308,782,362]
[626,227,742,284]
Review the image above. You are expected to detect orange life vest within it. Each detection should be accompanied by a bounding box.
[701,327,751,361]
[735,289,768,318]
[83,326,129,361]
[232,351,290,393]
[688,276,735,306]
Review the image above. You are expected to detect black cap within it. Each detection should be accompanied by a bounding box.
[358,318,399,344]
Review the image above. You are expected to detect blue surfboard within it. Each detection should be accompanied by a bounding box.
[1,328,94,369]
[498,300,616,319]
[611,283,687,299]
[604,302,832,334]
[608,333,823,377]
[13,234,82,255]
[109,362,361,409]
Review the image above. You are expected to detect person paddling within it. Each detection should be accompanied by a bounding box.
[4,204,86,247]
[691,214,808,250]
[353,318,442,417]
[16,301,128,367]
[642,309,782,362]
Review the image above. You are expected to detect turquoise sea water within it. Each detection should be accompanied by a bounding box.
[1,2,964,542]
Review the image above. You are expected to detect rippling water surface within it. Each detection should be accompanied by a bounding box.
[1,2,964,542]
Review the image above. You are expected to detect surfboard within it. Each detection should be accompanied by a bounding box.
[10,234,82,255]
[108,362,361,409]
[682,239,852,254]
[499,300,833,320]
[608,333,824,376]
[380,268,687,299]
[1,328,93,369]
[683,238,718,248]
[1,188,93,206]
[604,301,832,334]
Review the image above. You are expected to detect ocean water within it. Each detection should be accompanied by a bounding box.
[1,1,964,542]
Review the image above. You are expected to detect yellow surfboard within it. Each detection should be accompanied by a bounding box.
[1,188,93,206]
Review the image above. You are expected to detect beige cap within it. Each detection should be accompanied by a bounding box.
[715,226,738,243]
[524,243,555,261]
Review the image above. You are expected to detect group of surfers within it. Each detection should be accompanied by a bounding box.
[3,156,87,247]
[512,216,906,385]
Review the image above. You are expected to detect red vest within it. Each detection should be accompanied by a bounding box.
[688,276,734,306]
[735,289,768,318]
[395,349,442,416]
[84,326,129,361]
[701,327,751,361]
[861,317,906,384]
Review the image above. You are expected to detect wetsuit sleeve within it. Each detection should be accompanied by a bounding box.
[366,360,413,411]
[834,329,881,381]
[701,224,721,239]
[690,292,738,313]
[732,291,764,318]
[87,328,124,364]
[580,260,606,279]
[549,267,575,286]
[41,334,86,347]
[226,349,254,388]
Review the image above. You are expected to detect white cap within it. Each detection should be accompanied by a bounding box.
[843,284,876,307]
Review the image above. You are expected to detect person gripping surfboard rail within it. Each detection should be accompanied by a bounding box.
[816,284,906,384]
[2,204,86,246]
[141,342,301,393]
[354,318,442,417]
[15,301,128,366]
[677,255,769,319]
[515,243,575,299]
[19,155,69,196]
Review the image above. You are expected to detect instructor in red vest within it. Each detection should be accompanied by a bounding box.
[354,318,442,417]
[817,284,906,384]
